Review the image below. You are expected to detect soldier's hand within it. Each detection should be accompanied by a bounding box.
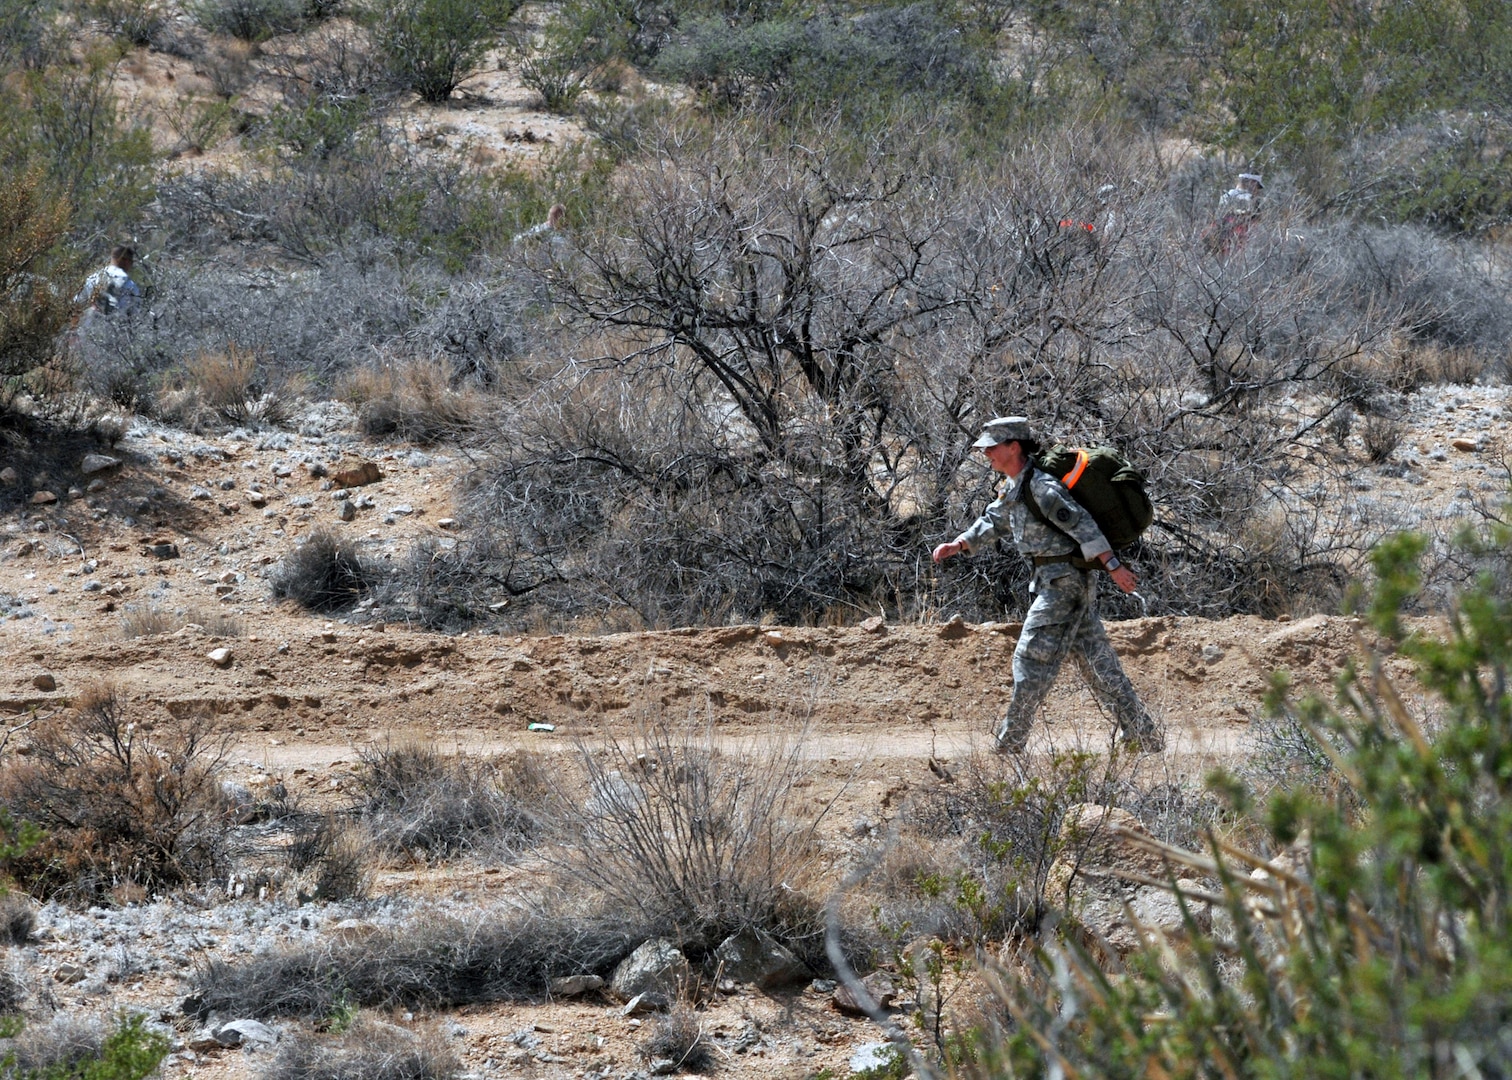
[1110,565,1138,593]
[932,541,963,564]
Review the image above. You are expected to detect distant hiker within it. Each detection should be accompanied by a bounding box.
[932,416,1164,754]
[1205,172,1263,256]
[75,245,143,320]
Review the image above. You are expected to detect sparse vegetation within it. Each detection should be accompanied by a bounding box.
[0,1012,169,1080]
[272,528,377,611]
[640,1004,714,1073]
[0,686,230,902]
[367,0,522,103]
[259,1019,460,1080]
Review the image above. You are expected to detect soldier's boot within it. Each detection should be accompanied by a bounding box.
[994,716,1032,754]
[1119,720,1165,754]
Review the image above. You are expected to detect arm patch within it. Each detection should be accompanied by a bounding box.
[1055,507,1071,522]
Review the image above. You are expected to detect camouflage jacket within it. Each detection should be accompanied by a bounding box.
[955,468,1112,581]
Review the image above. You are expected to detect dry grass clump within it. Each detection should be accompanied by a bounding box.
[0,1015,105,1075]
[119,603,244,639]
[640,1004,714,1073]
[272,528,378,612]
[260,1018,460,1080]
[157,347,297,430]
[1360,411,1406,464]
[0,893,33,945]
[189,907,637,1019]
[351,744,544,862]
[285,813,369,902]
[550,723,840,959]
[0,685,230,902]
[341,361,488,445]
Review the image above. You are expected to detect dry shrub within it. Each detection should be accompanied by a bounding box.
[0,685,230,902]
[168,346,295,429]
[1,1016,106,1074]
[285,813,369,901]
[352,744,543,861]
[0,967,24,1015]
[272,528,377,611]
[640,1004,713,1073]
[260,1018,460,1080]
[189,906,637,1018]
[551,723,840,958]
[119,603,243,639]
[0,892,33,945]
[342,360,487,445]
[1361,411,1406,464]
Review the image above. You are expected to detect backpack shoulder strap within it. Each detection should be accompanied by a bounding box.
[1016,466,1065,535]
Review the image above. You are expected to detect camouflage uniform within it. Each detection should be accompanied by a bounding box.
[956,467,1158,752]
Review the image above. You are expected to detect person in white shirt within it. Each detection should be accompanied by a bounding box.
[75,245,143,319]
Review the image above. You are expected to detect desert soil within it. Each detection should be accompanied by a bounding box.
[2,384,1506,1078]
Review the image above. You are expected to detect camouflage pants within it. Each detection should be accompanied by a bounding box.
[995,568,1156,752]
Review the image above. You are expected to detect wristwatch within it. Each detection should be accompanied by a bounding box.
[1103,555,1121,571]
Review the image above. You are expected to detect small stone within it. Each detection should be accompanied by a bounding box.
[33,673,56,691]
[938,613,971,640]
[54,962,86,984]
[389,504,414,516]
[333,462,382,488]
[860,615,886,634]
[549,974,605,997]
[763,630,784,645]
[30,491,57,505]
[338,501,356,522]
[1451,438,1479,452]
[86,479,106,493]
[82,580,102,592]
[215,1019,278,1048]
[437,517,458,530]
[832,972,897,1016]
[147,542,180,560]
[1201,644,1224,663]
[0,466,17,484]
[207,647,233,667]
[80,454,121,475]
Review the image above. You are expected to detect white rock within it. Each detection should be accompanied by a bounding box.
[207,647,233,667]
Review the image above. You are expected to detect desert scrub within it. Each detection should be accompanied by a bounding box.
[0,686,230,902]
[948,528,1512,1078]
[351,744,543,861]
[271,528,377,612]
[258,1018,459,1080]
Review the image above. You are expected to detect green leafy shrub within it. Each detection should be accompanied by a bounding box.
[958,526,1512,1077]
[187,0,304,41]
[368,0,522,103]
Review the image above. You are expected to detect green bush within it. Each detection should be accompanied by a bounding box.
[368,0,522,103]
[958,525,1512,1077]
[0,165,76,418]
[187,0,304,41]
[0,1013,169,1080]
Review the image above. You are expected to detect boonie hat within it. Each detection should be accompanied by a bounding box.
[972,416,1035,448]
[1237,172,1264,187]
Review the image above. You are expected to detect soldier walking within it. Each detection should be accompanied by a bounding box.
[932,417,1164,754]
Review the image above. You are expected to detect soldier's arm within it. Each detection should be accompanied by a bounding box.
[955,491,1014,554]
[1031,476,1112,561]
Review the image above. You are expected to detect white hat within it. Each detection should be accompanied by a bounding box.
[1237,172,1264,188]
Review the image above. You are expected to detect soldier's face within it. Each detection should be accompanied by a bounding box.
[982,440,1025,476]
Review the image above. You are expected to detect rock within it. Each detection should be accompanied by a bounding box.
[15,539,35,557]
[30,491,57,505]
[333,461,382,488]
[850,1042,900,1073]
[648,1058,677,1075]
[1451,437,1479,452]
[54,962,86,984]
[549,974,605,997]
[0,466,16,484]
[187,1030,222,1053]
[215,1019,279,1048]
[713,926,805,988]
[147,542,180,560]
[859,615,886,634]
[1201,644,1224,663]
[937,613,970,640]
[80,454,121,475]
[207,647,233,667]
[762,630,784,645]
[86,479,105,493]
[33,673,55,691]
[610,938,690,1005]
[338,500,356,521]
[620,993,659,1017]
[832,972,896,1016]
[437,518,458,530]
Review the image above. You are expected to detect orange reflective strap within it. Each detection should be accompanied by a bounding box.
[1062,449,1090,489]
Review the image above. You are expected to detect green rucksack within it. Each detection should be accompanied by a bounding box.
[1020,444,1153,550]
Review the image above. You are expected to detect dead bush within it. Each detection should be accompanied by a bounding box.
[352,744,542,861]
[176,347,296,429]
[1361,411,1406,464]
[0,893,33,945]
[550,723,839,958]
[343,361,487,444]
[285,813,369,901]
[0,685,231,902]
[640,1004,713,1073]
[271,528,377,612]
[0,968,23,1015]
[119,603,243,639]
[259,1018,460,1080]
[189,906,637,1018]
[1,1015,106,1074]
